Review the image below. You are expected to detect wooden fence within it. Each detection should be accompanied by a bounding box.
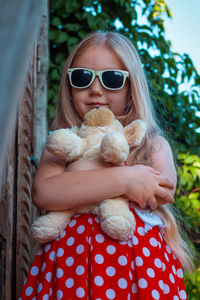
[0,1,48,299]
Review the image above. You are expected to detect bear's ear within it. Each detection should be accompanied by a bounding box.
[124,120,147,147]
[84,107,115,127]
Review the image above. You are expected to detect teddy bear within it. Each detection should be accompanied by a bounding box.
[32,107,147,243]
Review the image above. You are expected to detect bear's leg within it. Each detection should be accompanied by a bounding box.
[32,210,73,243]
[99,198,135,241]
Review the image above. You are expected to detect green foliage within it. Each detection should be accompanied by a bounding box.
[184,267,200,300]
[175,153,200,299]
[175,153,200,233]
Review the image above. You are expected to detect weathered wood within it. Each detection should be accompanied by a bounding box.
[0,0,48,298]
[0,0,44,177]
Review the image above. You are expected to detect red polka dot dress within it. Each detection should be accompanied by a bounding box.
[19,208,187,300]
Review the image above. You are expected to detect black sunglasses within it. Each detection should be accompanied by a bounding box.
[68,68,129,90]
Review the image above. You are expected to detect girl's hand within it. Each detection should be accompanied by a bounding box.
[123,164,174,210]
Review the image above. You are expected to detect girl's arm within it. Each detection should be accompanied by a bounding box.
[32,136,174,211]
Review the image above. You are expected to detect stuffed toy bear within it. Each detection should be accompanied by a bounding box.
[32,107,147,243]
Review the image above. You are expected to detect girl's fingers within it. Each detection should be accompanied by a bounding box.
[155,187,174,204]
[158,176,174,189]
[147,197,157,210]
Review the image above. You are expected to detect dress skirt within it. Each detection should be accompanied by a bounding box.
[19,208,187,300]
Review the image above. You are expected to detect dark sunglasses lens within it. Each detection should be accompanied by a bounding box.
[102,71,124,89]
[71,69,92,87]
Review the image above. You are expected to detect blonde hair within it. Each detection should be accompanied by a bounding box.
[53,31,194,271]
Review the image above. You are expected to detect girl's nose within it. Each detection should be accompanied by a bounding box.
[89,76,103,95]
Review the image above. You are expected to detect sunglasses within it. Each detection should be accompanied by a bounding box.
[68,68,129,90]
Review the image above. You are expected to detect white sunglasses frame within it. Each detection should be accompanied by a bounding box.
[68,68,129,90]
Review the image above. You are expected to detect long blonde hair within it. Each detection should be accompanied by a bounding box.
[53,31,194,271]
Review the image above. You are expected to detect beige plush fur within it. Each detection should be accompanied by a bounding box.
[32,107,147,243]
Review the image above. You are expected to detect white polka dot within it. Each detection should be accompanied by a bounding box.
[76,244,84,254]
[162,262,166,271]
[41,262,46,272]
[37,249,43,255]
[164,252,169,262]
[37,283,43,293]
[88,217,93,224]
[76,265,85,275]
[172,265,176,275]
[95,234,105,243]
[76,287,85,298]
[66,256,74,267]
[135,256,143,266]
[159,280,164,290]
[127,240,133,247]
[149,237,158,247]
[57,289,63,299]
[163,284,170,294]
[25,287,33,296]
[137,227,145,236]
[173,253,177,260]
[154,258,162,268]
[67,237,75,246]
[57,248,64,257]
[179,290,187,299]
[43,294,49,300]
[129,271,133,280]
[95,254,104,264]
[30,266,39,276]
[118,278,127,289]
[177,268,183,278]
[65,278,74,288]
[44,244,51,252]
[158,241,161,249]
[128,294,131,300]
[49,288,52,296]
[152,289,160,299]
[132,235,138,245]
[106,266,116,277]
[166,245,171,254]
[131,261,135,270]
[95,216,100,223]
[132,283,138,294]
[69,219,76,227]
[142,247,150,257]
[147,268,155,278]
[118,255,127,266]
[49,251,56,261]
[169,273,175,283]
[45,272,52,282]
[77,225,85,234]
[119,240,127,245]
[159,232,163,241]
[60,230,66,238]
[138,278,147,289]
[173,296,179,300]
[106,245,116,254]
[57,268,64,278]
[106,289,115,299]
[94,276,104,286]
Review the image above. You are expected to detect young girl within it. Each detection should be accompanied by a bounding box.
[19,31,192,300]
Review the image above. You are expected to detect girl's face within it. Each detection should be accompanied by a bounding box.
[71,45,130,119]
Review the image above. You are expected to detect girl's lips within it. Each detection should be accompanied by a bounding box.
[88,103,106,108]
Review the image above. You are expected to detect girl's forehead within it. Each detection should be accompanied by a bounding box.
[73,45,126,70]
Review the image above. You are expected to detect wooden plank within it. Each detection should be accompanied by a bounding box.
[0,0,44,177]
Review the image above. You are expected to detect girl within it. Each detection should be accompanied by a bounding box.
[19,31,192,300]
